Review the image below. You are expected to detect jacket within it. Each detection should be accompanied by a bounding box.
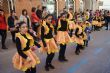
[0,15,7,30]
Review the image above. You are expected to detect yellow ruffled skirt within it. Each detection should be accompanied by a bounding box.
[12,49,40,71]
[83,32,87,40]
[55,31,72,44]
[92,21,98,26]
[39,38,59,54]
[72,35,84,45]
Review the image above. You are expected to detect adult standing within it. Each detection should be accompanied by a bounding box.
[8,10,18,43]
[106,11,110,30]
[36,5,42,20]
[20,9,31,29]
[0,9,8,49]
[31,7,40,33]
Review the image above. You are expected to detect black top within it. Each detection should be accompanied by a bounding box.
[26,16,30,28]
[75,27,84,38]
[36,9,42,19]
[16,33,41,59]
[67,13,74,21]
[57,20,68,31]
[8,16,15,28]
[41,23,53,47]
[106,16,110,22]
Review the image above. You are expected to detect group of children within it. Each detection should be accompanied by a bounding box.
[92,14,105,31]
[12,8,105,73]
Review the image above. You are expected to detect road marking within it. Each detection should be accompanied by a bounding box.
[68,58,88,73]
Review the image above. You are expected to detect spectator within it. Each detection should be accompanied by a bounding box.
[20,9,31,28]
[8,10,18,43]
[31,7,40,33]
[89,10,93,23]
[42,6,48,19]
[0,9,8,49]
[36,5,42,19]
[106,11,110,30]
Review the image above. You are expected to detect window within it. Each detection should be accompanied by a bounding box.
[42,0,56,14]
[66,0,75,11]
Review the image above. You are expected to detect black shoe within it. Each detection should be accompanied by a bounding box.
[49,64,55,69]
[58,58,64,62]
[80,47,85,50]
[45,66,49,71]
[2,46,8,49]
[62,58,68,62]
[86,44,88,47]
[58,58,68,62]
[12,40,16,43]
[75,51,79,55]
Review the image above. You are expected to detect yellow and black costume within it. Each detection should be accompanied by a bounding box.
[12,32,40,73]
[56,18,72,61]
[67,11,75,37]
[92,16,103,31]
[72,23,85,55]
[40,21,58,71]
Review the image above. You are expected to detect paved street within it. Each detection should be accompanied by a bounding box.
[0,30,110,73]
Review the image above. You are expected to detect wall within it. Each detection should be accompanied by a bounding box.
[15,0,42,17]
[75,0,80,12]
[92,0,99,11]
[0,0,9,16]
[58,0,66,13]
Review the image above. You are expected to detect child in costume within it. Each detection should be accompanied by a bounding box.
[12,21,41,73]
[40,14,58,71]
[84,21,92,47]
[92,15,99,31]
[56,13,72,62]
[72,18,85,55]
[67,8,75,37]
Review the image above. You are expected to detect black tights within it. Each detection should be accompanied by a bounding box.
[11,31,16,42]
[75,44,83,52]
[70,29,73,37]
[32,22,40,33]
[59,44,67,59]
[46,53,55,66]
[0,30,7,47]
[25,67,36,73]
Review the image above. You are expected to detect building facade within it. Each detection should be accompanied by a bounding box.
[0,0,99,17]
[83,0,99,11]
